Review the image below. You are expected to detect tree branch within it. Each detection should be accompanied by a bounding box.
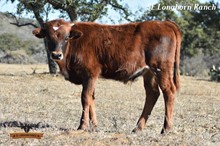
[10,22,38,28]
[8,12,38,28]
[46,0,77,21]
[109,1,132,21]
[46,0,66,10]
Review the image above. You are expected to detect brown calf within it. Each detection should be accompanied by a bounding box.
[33,19,181,133]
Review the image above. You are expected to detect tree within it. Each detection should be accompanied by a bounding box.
[7,0,131,73]
[191,0,220,55]
[8,0,57,73]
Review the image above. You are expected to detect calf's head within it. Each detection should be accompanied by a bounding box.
[32,19,82,60]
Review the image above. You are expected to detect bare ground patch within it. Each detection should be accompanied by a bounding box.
[0,63,220,145]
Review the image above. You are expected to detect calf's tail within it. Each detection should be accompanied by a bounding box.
[169,20,181,91]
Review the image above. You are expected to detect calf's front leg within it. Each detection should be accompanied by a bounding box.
[77,77,97,131]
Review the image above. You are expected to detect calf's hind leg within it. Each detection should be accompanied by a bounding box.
[132,71,160,132]
[158,71,176,134]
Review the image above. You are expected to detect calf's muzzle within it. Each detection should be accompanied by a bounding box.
[51,51,63,60]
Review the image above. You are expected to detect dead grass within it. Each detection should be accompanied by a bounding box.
[0,63,220,146]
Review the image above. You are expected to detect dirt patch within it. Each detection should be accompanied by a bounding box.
[0,63,220,145]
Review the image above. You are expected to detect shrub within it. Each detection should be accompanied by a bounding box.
[181,53,208,77]
[209,65,220,82]
[0,33,24,52]
[0,33,46,64]
[0,50,34,64]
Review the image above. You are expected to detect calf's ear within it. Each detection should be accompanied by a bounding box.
[69,29,83,39]
[32,28,46,38]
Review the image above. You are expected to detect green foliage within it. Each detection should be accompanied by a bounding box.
[0,33,23,52]
[9,0,131,22]
[136,0,178,21]
[75,0,109,21]
[16,0,46,15]
[191,1,220,55]
[0,33,39,55]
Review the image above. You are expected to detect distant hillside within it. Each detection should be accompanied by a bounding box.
[0,12,40,41]
[0,12,46,64]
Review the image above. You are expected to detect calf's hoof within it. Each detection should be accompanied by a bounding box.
[161,127,172,134]
[77,123,98,132]
[132,127,142,133]
[77,124,88,131]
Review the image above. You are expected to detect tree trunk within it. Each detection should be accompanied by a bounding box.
[46,51,57,74]
[33,10,57,74]
[67,7,77,21]
[44,38,57,74]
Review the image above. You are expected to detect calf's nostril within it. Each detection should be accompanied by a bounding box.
[51,52,63,60]
[51,53,57,59]
[58,54,62,58]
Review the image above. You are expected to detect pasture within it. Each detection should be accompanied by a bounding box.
[0,63,220,145]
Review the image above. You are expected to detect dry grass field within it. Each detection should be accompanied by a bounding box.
[0,63,220,146]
